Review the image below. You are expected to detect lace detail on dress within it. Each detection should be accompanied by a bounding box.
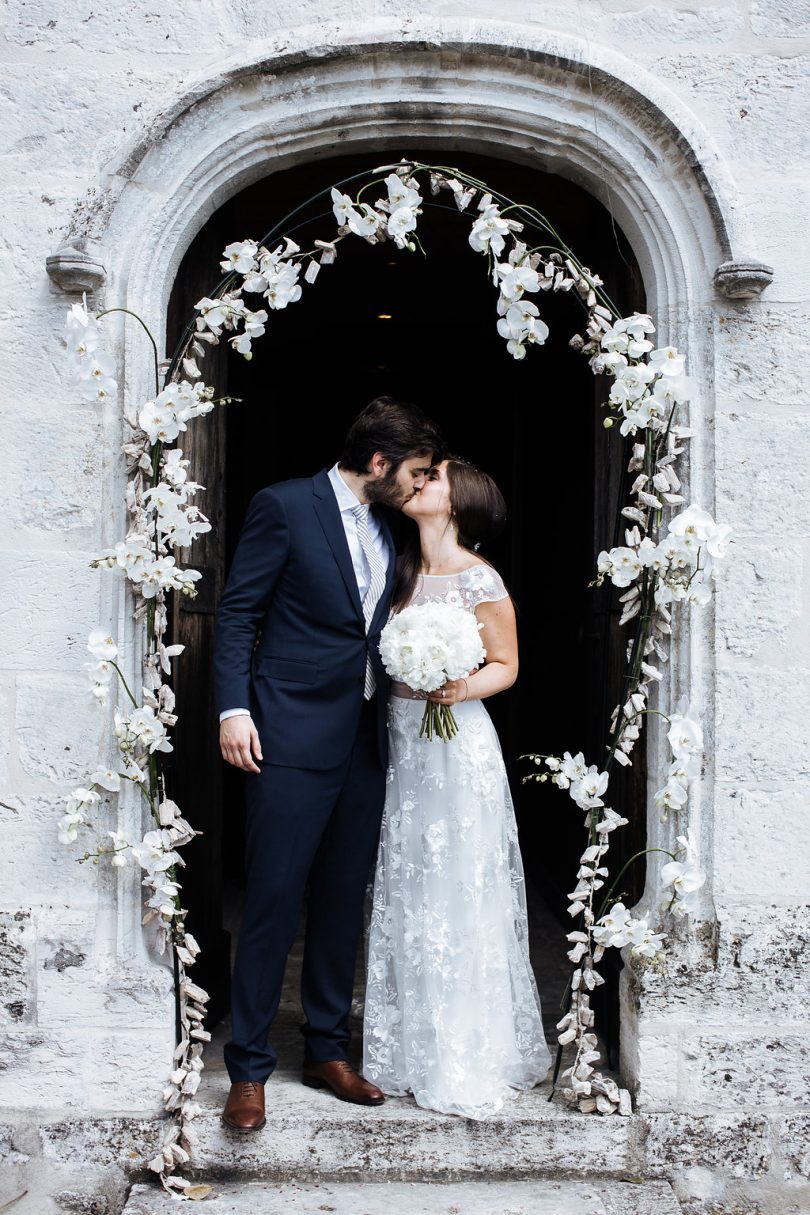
[390,564,509,701]
[363,563,552,1118]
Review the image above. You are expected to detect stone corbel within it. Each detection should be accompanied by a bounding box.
[713,259,773,300]
[46,237,107,293]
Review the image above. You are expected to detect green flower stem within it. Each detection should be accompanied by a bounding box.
[110,660,139,709]
[418,701,458,742]
[96,307,161,397]
[594,846,677,922]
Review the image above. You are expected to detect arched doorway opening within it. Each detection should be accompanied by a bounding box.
[163,147,646,1076]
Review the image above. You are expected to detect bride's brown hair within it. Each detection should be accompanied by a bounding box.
[392,455,509,611]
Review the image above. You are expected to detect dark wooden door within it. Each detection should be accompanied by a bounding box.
[164,227,231,1027]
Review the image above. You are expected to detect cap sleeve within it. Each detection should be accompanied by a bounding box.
[459,563,509,610]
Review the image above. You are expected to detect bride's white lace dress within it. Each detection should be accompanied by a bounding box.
[362,563,553,1119]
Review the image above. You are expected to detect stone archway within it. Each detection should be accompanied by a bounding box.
[62,20,748,1110]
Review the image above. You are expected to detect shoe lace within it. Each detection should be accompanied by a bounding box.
[239,1081,259,1095]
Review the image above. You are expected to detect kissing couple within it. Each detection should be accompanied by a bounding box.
[213,396,552,1129]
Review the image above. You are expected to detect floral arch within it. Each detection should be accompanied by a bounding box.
[51,24,740,1200]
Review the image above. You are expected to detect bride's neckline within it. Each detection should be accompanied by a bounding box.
[418,562,484,577]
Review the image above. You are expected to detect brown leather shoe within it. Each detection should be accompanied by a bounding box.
[221,1080,266,1131]
[302,1058,385,1105]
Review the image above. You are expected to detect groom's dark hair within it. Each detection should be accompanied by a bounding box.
[339,396,444,474]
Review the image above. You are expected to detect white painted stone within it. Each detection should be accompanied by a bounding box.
[0,554,102,670]
[608,6,745,45]
[0,412,104,537]
[715,541,802,660]
[750,0,810,38]
[1,823,99,906]
[713,785,810,904]
[681,1031,810,1109]
[715,666,810,783]
[122,1178,684,1215]
[15,673,108,783]
[714,311,810,410]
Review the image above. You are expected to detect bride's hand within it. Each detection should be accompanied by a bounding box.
[426,678,468,706]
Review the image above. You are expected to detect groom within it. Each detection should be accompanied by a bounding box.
[213,396,443,1131]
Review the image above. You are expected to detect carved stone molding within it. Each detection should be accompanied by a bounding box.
[46,237,107,293]
[713,259,774,300]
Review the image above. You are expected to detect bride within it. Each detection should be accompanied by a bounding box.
[362,455,553,1118]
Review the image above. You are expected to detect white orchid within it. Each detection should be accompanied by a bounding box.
[139,398,186,445]
[469,203,513,257]
[220,240,258,275]
[494,259,540,300]
[330,187,357,226]
[660,828,705,916]
[383,172,422,211]
[91,768,122,792]
[387,205,418,248]
[130,829,181,874]
[87,628,118,661]
[648,346,686,377]
[667,712,704,757]
[570,766,610,811]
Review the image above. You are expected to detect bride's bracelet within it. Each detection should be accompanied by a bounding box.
[460,678,469,702]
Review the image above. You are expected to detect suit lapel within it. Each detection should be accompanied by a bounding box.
[312,469,364,620]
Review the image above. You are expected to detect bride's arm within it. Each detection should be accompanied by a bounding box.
[426,597,518,705]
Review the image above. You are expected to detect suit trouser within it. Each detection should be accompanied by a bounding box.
[223,694,386,1083]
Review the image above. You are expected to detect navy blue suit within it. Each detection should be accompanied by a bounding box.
[213,468,396,1082]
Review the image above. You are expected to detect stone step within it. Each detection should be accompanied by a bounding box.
[191,1068,636,1180]
[123,1178,684,1215]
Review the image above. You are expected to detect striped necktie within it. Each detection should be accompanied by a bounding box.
[351,502,388,699]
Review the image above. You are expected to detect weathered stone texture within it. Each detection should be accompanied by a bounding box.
[0,554,102,670]
[0,912,36,1026]
[713,785,809,905]
[715,666,810,783]
[715,541,802,661]
[15,673,107,783]
[682,1032,810,1109]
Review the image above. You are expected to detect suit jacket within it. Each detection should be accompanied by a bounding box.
[212,468,396,770]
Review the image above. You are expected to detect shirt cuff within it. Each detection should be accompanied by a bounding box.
[219,708,252,722]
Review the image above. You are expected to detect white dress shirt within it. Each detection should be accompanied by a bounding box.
[220,463,391,723]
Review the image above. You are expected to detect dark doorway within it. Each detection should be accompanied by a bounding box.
[165,147,647,1069]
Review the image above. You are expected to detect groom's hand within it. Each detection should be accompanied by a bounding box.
[220,715,263,773]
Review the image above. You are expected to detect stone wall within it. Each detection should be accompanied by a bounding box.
[0,4,808,1213]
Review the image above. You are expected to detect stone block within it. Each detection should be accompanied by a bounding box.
[642,1110,771,1179]
[715,541,802,661]
[0,911,36,1026]
[2,811,106,906]
[681,1031,809,1108]
[0,1027,172,1113]
[0,412,104,535]
[0,555,103,672]
[716,411,810,539]
[713,784,810,904]
[715,666,810,784]
[781,1112,810,1180]
[714,311,810,410]
[609,6,745,45]
[646,55,810,165]
[15,673,108,783]
[37,910,175,1030]
[0,680,11,793]
[5,0,231,53]
[751,0,810,37]
[635,905,810,1023]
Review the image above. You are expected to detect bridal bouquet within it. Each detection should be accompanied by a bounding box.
[379,602,486,741]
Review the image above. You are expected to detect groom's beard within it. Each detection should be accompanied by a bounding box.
[364,467,414,511]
